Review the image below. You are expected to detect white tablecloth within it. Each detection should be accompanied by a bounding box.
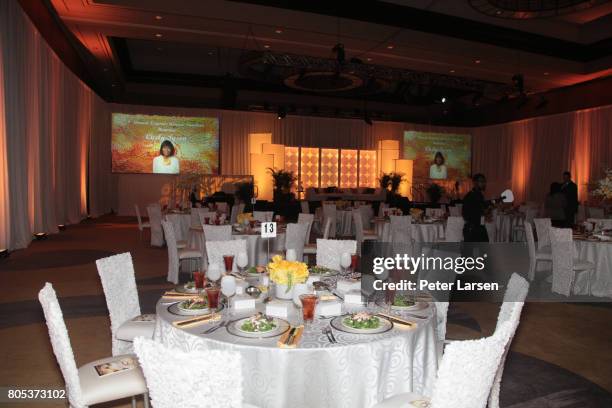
[376,221,444,243]
[155,300,438,408]
[574,240,612,298]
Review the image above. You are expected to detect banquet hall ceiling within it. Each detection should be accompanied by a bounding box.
[39,0,612,125]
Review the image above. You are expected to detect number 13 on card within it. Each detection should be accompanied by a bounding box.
[261,222,277,238]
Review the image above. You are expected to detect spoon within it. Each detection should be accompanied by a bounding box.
[245,285,262,299]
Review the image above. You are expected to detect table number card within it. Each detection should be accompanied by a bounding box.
[261,222,277,238]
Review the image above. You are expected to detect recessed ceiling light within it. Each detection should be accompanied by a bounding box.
[264,44,270,49]
[449,69,455,73]
[495,10,502,15]
[275,29,283,34]
[111,84,117,87]
[208,51,214,56]
[543,72,550,76]
[155,15,163,20]
[387,44,394,49]
[155,33,163,38]
[157,47,163,51]
[103,68,109,72]
[366,57,372,62]
[474,59,481,64]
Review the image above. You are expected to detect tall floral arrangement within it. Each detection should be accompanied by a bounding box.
[593,169,612,200]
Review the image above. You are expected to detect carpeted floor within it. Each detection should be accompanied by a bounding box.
[0,215,610,408]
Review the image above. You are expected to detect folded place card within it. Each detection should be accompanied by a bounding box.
[266,300,290,318]
[233,295,256,310]
[316,300,342,317]
[343,290,364,305]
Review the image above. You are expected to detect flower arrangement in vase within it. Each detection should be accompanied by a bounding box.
[593,169,612,201]
[267,255,309,300]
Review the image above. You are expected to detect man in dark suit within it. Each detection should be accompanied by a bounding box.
[560,171,578,227]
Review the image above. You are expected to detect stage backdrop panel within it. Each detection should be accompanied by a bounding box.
[111,113,219,174]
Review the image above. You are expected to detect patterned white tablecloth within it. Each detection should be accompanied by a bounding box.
[574,239,612,298]
[376,221,445,243]
[155,299,438,408]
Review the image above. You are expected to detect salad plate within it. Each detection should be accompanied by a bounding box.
[174,281,202,294]
[308,265,339,277]
[227,313,289,339]
[167,301,224,316]
[378,295,429,311]
[330,313,393,335]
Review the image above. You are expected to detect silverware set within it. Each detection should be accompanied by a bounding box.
[202,320,229,334]
[322,326,337,343]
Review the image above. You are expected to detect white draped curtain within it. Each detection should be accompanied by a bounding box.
[0,1,111,250]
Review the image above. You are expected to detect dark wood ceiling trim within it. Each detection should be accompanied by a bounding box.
[231,0,612,62]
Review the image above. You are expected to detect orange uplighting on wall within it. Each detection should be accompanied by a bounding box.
[340,149,359,188]
[299,147,320,189]
[359,150,377,187]
[284,146,300,190]
[320,148,339,187]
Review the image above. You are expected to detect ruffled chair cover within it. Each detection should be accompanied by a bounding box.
[147,204,164,247]
[316,239,357,270]
[284,223,308,261]
[206,239,248,272]
[533,218,552,251]
[444,216,465,242]
[161,221,180,284]
[433,301,450,342]
[203,225,232,242]
[96,252,145,356]
[133,337,246,408]
[253,211,274,222]
[322,204,337,238]
[297,213,314,244]
[488,273,529,408]
[38,283,87,408]
[230,203,245,224]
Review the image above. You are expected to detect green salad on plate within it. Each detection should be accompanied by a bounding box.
[343,312,380,329]
[240,313,276,332]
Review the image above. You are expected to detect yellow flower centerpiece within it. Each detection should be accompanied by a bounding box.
[409,208,424,221]
[237,212,253,225]
[267,255,309,299]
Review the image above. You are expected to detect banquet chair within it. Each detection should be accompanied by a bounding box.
[322,203,337,238]
[203,225,232,242]
[161,221,202,284]
[96,253,155,356]
[299,213,316,258]
[133,337,259,408]
[373,318,516,408]
[587,207,605,219]
[533,218,552,252]
[206,239,248,272]
[300,200,310,214]
[284,223,309,261]
[389,215,413,245]
[322,217,333,240]
[352,210,378,254]
[195,208,211,227]
[488,273,530,408]
[146,204,164,247]
[38,283,149,408]
[316,239,357,270]
[378,202,389,217]
[448,206,461,217]
[512,207,538,242]
[134,204,150,241]
[230,203,245,224]
[443,216,464,242]
[253,211,273,223]
[525,221,552,281]
[358,204,374,230]
[550,227,595,296]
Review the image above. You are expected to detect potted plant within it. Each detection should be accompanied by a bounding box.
[268,168,297,203]
[267,255,309,299]
[426,183,445,204]
[389,172,404,194]
[379,173,392,191]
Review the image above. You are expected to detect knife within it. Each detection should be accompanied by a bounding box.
[285,327,297,345]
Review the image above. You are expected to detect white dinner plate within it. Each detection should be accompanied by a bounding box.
[231,317,287,338]
[331,314,393,335]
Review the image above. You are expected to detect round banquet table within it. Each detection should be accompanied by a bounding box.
[155,298,438,408]
[573,239,612,298]
[375,219,445,243]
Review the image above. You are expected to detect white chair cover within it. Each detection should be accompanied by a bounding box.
[525,221,539,281]
[444,216,465,242]
[300,201,310,214]
[96,252,145,356]
[448,206,461,217]
[147,204,164,247]
[550,227,579,296]
[434,301,450,342]
[230,203,245,224]
[133,337,245,408]
[488,273,529,408]
[533,218,552,251]
[378,203,389,217]
[316,239,357,270]
[297,213,314,244]
[253,211,274,222]
[206,239,248,272]
[322,204,337,238]
[161,221,181,284]
[389,215,412,244]
[352,210,376,253]
[203,225,232,242]
[284,223,308,261]
[358,205,374,229]
[38,283,87,408]
[322,218,333,239]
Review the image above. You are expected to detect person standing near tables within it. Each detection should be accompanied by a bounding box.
[462,173,490,242]
[544,182,567,228]
[560,171,578,227]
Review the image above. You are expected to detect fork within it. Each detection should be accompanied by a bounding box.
[202,320,227,334]
[323,326,337,343]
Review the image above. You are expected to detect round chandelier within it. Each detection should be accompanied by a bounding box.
[469,0,611,19]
